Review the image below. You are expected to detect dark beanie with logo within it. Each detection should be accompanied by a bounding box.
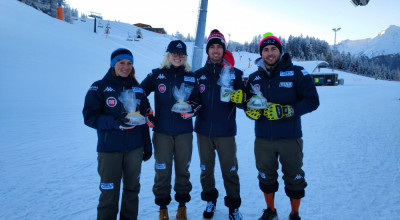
[206,29,226,55]
[110,48,134,67]
[258,32,282,56]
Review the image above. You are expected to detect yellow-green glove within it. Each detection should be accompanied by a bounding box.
[230,89,246,104]
[264,103,294,120]
[245,108,262,120]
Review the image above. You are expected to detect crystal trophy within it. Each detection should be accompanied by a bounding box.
[217,67,234,102]
[118,89,146,125]
[171,82,194,113]
[247,84,268,109]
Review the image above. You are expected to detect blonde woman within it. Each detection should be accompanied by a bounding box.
[141,40,200,220]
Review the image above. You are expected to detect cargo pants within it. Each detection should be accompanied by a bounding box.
[197,133,241,209]
[255,137,307,199]
[152,132,193,206]
[97,147,143,220]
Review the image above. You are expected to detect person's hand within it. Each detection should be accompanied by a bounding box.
[264,103,294,120]
[143,148,152,161]
[230,89,246,104]
[145,108,155,128]
[118,116,136,130]
[245,108,262,120]
[180,101,201,120]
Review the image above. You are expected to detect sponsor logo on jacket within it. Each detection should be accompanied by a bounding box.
[279,82,293,88]
[158,84,166,93]
[132,87,144,94]
[200,75,207,80]
[184,76,195,83]
[106,97,117,107]
[280,71,294,76]
[199,84,205,93]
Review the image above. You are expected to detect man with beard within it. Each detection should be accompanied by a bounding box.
[194,29,245,220]
[244,33,319,220]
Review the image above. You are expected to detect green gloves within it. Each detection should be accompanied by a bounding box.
[230,89,246,104]
[264,103,294,120]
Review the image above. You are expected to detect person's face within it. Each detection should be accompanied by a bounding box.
[261,45,281,69]
[208,44,224,63]
[169,52,186,67]
[114,59,133,78]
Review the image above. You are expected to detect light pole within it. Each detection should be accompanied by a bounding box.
[332,27,341,72]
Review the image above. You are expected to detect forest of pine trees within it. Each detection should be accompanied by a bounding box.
[18,0,400,81]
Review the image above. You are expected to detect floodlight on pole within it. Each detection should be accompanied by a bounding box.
[332,27,341,72]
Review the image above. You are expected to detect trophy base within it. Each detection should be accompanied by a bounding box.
[171,102,192,113]
[126,112,146,125]
[247,96,268,109]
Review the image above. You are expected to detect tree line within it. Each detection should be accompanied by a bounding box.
[175,32,400,81]
[18,0,78,23]
[18,1,400,81]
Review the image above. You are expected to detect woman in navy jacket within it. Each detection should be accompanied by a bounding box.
[140,40,200,220]
[83,48,152,220]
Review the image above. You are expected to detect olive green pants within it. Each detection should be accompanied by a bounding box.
[97,148,143,220]
[152,132,193,206]
[197,133,241,206]
[255,138,307,199]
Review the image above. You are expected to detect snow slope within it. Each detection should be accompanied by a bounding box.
[1,0,400,219]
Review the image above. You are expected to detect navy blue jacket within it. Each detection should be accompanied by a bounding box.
[83,68,152,153]
[140,66,200,136]
[194,61,245,137]
[245,53,319,140]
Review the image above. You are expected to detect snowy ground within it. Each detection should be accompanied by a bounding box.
[1,0,400,219]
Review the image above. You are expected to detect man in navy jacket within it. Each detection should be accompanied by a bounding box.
[194,29,245,220]
[244,33,319,220]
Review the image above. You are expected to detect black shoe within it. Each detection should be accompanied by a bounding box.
[203,201,216,219]
[259,207,278,220]
[229,208,243,220]
[289,212,301,220]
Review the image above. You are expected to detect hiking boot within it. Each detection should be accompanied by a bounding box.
[229,208,243,220]
[203,201,216,219]
[288,212,301,220]
[259,207,278,220]
[176,206,187,220]
[159,208,169,220]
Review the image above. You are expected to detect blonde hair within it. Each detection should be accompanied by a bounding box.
[160,52,191,72]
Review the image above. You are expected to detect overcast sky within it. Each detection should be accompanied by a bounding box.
[66,0,400,45]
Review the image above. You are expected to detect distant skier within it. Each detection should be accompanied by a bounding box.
[243,33,319,220]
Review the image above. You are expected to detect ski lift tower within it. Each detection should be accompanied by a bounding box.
[192,0,208,72]
[89,12,103,33]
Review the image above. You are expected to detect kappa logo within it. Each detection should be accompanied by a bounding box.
[294,174,303,180]
[158,84,166,93]
[254,76,261,81]
[104,86,115,92]
[199,84,205,93]
[157,74,166,79]
[200,75,207,80]
[106,97,117,107]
